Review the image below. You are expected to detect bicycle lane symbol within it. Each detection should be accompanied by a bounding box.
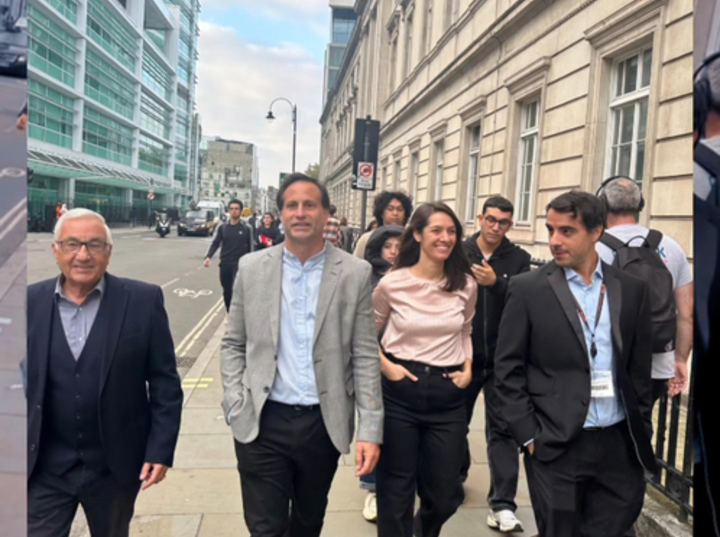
[173,288,213,299]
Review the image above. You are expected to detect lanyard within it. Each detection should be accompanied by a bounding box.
[571,283,606,359]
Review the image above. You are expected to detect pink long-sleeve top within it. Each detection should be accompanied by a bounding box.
[372,267,478,367]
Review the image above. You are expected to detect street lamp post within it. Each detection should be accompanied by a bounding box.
[266,97,297,173]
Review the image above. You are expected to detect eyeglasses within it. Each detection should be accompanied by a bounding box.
[483,215,512,229]
[386,205,405,213]
[55,239,109,255]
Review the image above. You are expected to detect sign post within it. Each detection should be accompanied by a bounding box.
[352,116,380,231]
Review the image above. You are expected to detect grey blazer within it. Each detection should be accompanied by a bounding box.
[219,242,383,453]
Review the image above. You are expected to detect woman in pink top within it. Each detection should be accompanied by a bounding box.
[373,202,478,537]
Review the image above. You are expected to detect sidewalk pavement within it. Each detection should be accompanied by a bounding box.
[128,322,538,537]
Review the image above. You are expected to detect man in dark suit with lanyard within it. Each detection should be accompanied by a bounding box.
[26,208,183,537]
[494,191,656,536]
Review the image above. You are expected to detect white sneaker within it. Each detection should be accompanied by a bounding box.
[362,492,377,522]
[487,509,524,532]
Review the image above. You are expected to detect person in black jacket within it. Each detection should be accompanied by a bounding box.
[203,199,254,311]
[255,212,283,249]
[461,196,531,533]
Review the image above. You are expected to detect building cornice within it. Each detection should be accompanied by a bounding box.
[584,0,667,48]
[504,57,551,95]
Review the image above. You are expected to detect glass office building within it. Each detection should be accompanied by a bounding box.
[322,0,356,106]
[26,0,201,222]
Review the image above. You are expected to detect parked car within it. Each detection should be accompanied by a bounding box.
[0,16,27,78]
[177,210,217,237]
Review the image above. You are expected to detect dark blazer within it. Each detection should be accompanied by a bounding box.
[27,274,183,486]
[494,261,656,473]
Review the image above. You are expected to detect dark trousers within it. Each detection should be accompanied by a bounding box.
[219,263,239,312]
[461,369,520,512]
[233,400,341,537]
[376,359,467,537]
[28,464,140,537]
[524,421,645,537]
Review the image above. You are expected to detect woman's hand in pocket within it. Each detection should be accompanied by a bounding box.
[383,362,418,382]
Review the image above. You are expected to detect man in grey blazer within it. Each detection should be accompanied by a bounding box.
[220,173,383,537]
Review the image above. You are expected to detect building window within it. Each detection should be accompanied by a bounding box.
[332,15,355,45]
[607,47,652,182]
[410,151,419,203]
[86,0,138,72]
[28,6,77,88]
[404,14,413,78]
[28,79,74,149]
[394,159,402,190]
[423,0,433,56]
[516,99,540,223]
[389,35,398,92]
[85,50,136,120]
[82,106,134,166]
[465,124,481,222]
[433,140,444,200]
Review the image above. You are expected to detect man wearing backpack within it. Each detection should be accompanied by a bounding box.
[595,177,692,407]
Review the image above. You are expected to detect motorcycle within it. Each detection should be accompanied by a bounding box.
[155,216,171,238]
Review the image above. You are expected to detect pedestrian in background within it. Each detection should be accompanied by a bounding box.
[373,202,477,537]
[494,191,656,537]
[26,208,183,537]
[358,223,403,522]
[220,173,383,537]
[340,217,354,253]
[130,206,137,228]
[323,204,343,247]
[255,212,281,250]
[203,199,254,312]
[354,191,413,259]
[461,195,530,533]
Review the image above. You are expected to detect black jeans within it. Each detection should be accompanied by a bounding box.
[219,263,239,312]
[461,369,520,512]
[524,421,644,537]
[28,464,140,537]
[234,400,340,537]
[376,357,467,537]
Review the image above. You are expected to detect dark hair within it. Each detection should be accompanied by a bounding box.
[394,202,472,292]
[263,212,274,220]
[329,204,337,216]
[373,191,413,226]
[482,196,514,216]
[276,173,330,211]
[228,199,243,210]
[340,217,348,226]
[545,190,606,232]
[366,219,378,232]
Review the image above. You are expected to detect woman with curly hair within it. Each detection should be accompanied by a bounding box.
[353,191,413,259]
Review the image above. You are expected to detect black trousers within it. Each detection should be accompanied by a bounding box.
[461,368,520,512]
[524,421,645,537]
[234,400,341,537]
[376,359,467,537]
[28,463,140,537]
[219,263,239,312]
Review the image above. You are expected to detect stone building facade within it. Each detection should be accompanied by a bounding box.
[319,0,693,260]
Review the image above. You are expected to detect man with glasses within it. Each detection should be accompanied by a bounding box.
[204,199,254,311]
[461,196,531,533]
[353,191,413,259]
[26,208,183,537]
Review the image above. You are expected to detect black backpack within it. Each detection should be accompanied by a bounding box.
[599,230,676,353]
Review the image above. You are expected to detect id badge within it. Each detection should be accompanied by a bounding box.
[590,370,615,399]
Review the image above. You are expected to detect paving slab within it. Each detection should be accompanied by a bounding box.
[172,433,237,470]
[179,407,230,436]
[130,514,203,537]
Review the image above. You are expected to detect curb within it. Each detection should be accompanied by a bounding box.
[181,319,225,408]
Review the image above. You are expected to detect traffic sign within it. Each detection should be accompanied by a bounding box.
[147,192,155,201]
[356,162,375,189]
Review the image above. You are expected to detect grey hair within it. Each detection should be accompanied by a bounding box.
[601,178,643,215]
[54,208,114,244]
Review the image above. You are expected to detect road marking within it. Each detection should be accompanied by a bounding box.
[183,378,214,382]
[161,277,180,289]
[0,200,25,242]
[173,288,213,299]
[178,301,224,358]
[174,297,224,355]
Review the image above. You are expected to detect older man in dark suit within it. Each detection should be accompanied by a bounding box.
[494,191,656,537]
[26,208,183,537]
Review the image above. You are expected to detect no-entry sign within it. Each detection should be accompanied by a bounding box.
[147,192,155,201]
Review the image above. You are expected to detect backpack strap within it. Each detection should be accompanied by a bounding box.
[695,143,720,178]
[645,229,663,250]
[599,231,625,251]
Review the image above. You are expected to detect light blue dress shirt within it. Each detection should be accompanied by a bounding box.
[564,261,626,428]
[268,245,327,406]
[54,276,105,360]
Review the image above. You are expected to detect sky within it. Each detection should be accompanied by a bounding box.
[195,0,331,189]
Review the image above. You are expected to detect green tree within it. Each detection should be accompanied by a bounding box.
[304,162,320,179]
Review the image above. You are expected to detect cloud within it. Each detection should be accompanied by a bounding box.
[195,21,325,188]
[202,0,329,16]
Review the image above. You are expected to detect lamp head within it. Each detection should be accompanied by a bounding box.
[265,111,275,122]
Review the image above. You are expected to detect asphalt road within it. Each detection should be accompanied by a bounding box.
[27,228,228,375]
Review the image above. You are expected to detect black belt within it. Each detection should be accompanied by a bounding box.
[266,399,320,411]
[384,351,464,375]
[584,420,625,432]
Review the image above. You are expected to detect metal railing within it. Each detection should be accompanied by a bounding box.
[529,256,693,522]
